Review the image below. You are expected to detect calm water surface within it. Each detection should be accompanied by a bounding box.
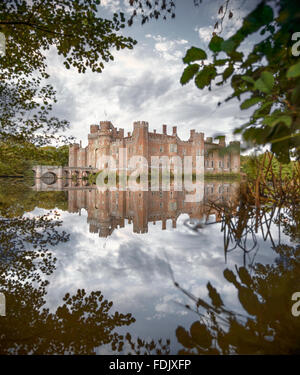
[0,178,298,354]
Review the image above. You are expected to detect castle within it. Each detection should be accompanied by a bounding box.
[67,181,240,237]
[69,121,240,174]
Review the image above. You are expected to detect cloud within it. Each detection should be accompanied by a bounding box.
[195,25,214,43]
[45,35,243,147]
[100,0,121,13]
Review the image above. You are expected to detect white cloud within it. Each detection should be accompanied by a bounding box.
[45,31,243,149]
[100,0,121,13]
[195,25,214,43]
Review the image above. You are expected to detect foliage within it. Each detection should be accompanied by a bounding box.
[175,204,300,354]
[0,143,69,176]
[0,211,136,354]
[180,0,300,163]
[0,179,68,217]
[127,0,176,26]
[240,152,297,180]
[0,0,136,145]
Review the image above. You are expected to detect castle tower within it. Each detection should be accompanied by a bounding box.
[132,191,148,233]
[87,124,99,167]
[229,141,241,173]
[132,121,149,163]
[69,143,79,167]
[96,121,113,170]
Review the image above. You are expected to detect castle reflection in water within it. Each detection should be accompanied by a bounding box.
[33,179,240,238]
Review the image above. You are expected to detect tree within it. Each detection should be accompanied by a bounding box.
[0,0,137,144]
[175,203,300,354]
[180,0,300,163]
[0,212,136,354]
[127,0,300,163]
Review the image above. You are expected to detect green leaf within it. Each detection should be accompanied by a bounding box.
[183,47,207,64]
[241,76,255,84]
[223,64,234,81]
[240,97,262,110]
[221,39,235,54]
[209,35,224,52]
[228,51,244,62]
[291,85,300,104]
[180,64,200,85]
[254,71,274,93]
[271,115,292,127]
[195,65,217,89]
[214,59,229,66]
[287,62,300,78]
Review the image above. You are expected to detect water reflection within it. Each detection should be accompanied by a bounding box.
[0,210,136,354]
[33,179,240,238]
[1,177,299,354]
[174,203,300,355]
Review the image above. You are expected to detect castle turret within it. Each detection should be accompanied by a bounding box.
[229,141,240,173]
[132,121,149,163]
[219,135,226,147]
[96,121,113,170]
[69,143,79,167]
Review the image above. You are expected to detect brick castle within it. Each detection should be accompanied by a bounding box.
[69,121,240,174]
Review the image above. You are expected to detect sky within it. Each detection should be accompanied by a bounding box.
[46,0,261,148]
[28,201,282,353]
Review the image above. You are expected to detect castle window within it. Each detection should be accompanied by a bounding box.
[211,160,214,167]
[160,146,164,153]
[182,148,186,155]
[169,202,177,210]
[169,144,177,153]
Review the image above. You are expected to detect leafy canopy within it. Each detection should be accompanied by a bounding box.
[180,0,300,163]
[0,0,137,145]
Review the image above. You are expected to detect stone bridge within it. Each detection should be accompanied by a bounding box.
[32,165,98,189]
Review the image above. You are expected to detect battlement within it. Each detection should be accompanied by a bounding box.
[205,135,226,147]
[70,120,240,175]
[70,143,80,149]
[133,121,149,129]
[90,124,99,134]
[189,130,204,141]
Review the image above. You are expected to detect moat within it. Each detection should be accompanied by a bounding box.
[0,178,298,354]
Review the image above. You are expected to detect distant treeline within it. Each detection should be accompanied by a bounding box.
[0,143,69,177]
[1,142,297,182]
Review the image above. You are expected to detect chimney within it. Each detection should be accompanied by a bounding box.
[163,124,167,135]
[173,126,177,135]
[154,129,156,134]
[128,132,131,137]
[190,129,195,138]
[80,140,82,148]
